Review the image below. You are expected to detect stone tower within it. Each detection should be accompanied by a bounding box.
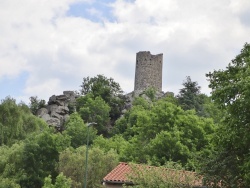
[134,51,163,94]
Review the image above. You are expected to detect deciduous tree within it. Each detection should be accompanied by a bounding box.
[63,112,97,148]
[17,130,70,187]
[114,97,215,168]
[43,173,72,188]
[203,43,250,186]
[78,95,110,135]
[0,97,47,146]
[80,75,125,124]
[58,146,119,188]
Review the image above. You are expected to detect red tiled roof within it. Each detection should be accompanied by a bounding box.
[103,162,203,186]
[103,162,132,184]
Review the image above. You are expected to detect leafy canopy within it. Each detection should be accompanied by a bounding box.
[204,43,250,187]
[58,146,119,188]
[77,94,110,135]
[114,96,215,168]
[80,74,125,122]
[81,74,123,97]
[0,97,47,146]
[63,112,97,148]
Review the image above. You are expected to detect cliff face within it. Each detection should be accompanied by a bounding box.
[36,91,78,130]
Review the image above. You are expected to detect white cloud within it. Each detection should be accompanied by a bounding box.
[87,7,102,17]
[0,0,250,103]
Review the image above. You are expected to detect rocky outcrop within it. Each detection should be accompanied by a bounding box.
[37,91,78,130]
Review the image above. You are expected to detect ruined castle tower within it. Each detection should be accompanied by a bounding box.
[134,51,163,94]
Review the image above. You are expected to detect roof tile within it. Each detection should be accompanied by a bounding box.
[103,162,132,183]
[103,162,203,186]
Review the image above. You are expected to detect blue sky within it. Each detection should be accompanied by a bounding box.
[0,0,250,104]
[67,0,116,23]
[1,72,28,100]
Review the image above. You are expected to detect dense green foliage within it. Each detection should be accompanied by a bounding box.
[113,96,215,169]
[76,94,111,135]
[0,98,119,187]
[202,43,250,187]
[0,97,47,146]
[0,177,21,188]
[63,112,97,148]
[80,75,123,102]
[58,146,118,188]
[79,75,126,134]
[43,173,72,188]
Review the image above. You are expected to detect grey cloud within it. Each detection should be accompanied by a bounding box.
[161,41,232,95]
[25,49,95,98]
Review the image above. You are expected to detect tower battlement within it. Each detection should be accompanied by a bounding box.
[134,51,163,94]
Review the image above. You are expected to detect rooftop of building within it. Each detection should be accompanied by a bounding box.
[103,162,205,187]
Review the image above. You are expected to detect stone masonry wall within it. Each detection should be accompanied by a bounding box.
[134,51,163,94]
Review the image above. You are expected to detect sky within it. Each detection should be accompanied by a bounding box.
[1,0,250,104]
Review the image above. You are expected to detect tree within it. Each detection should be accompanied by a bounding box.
[200,95,225,124]
[0,177,20,188]
[93,134,129,160]
[58,146,119,188]
[17,130,70,187]
[43,173,72,188]
[203,43,250,186]
[177,76,205,116]
[63,112,97,148]
[112,96,152,136]
[80,75,126,123]
[0,97,47,146]
[114,97,215,168]
[77,94,111,135]
[0,142,24,184]
[80,75,123,99]
[141,87,157,101]
[29,96,46,115]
